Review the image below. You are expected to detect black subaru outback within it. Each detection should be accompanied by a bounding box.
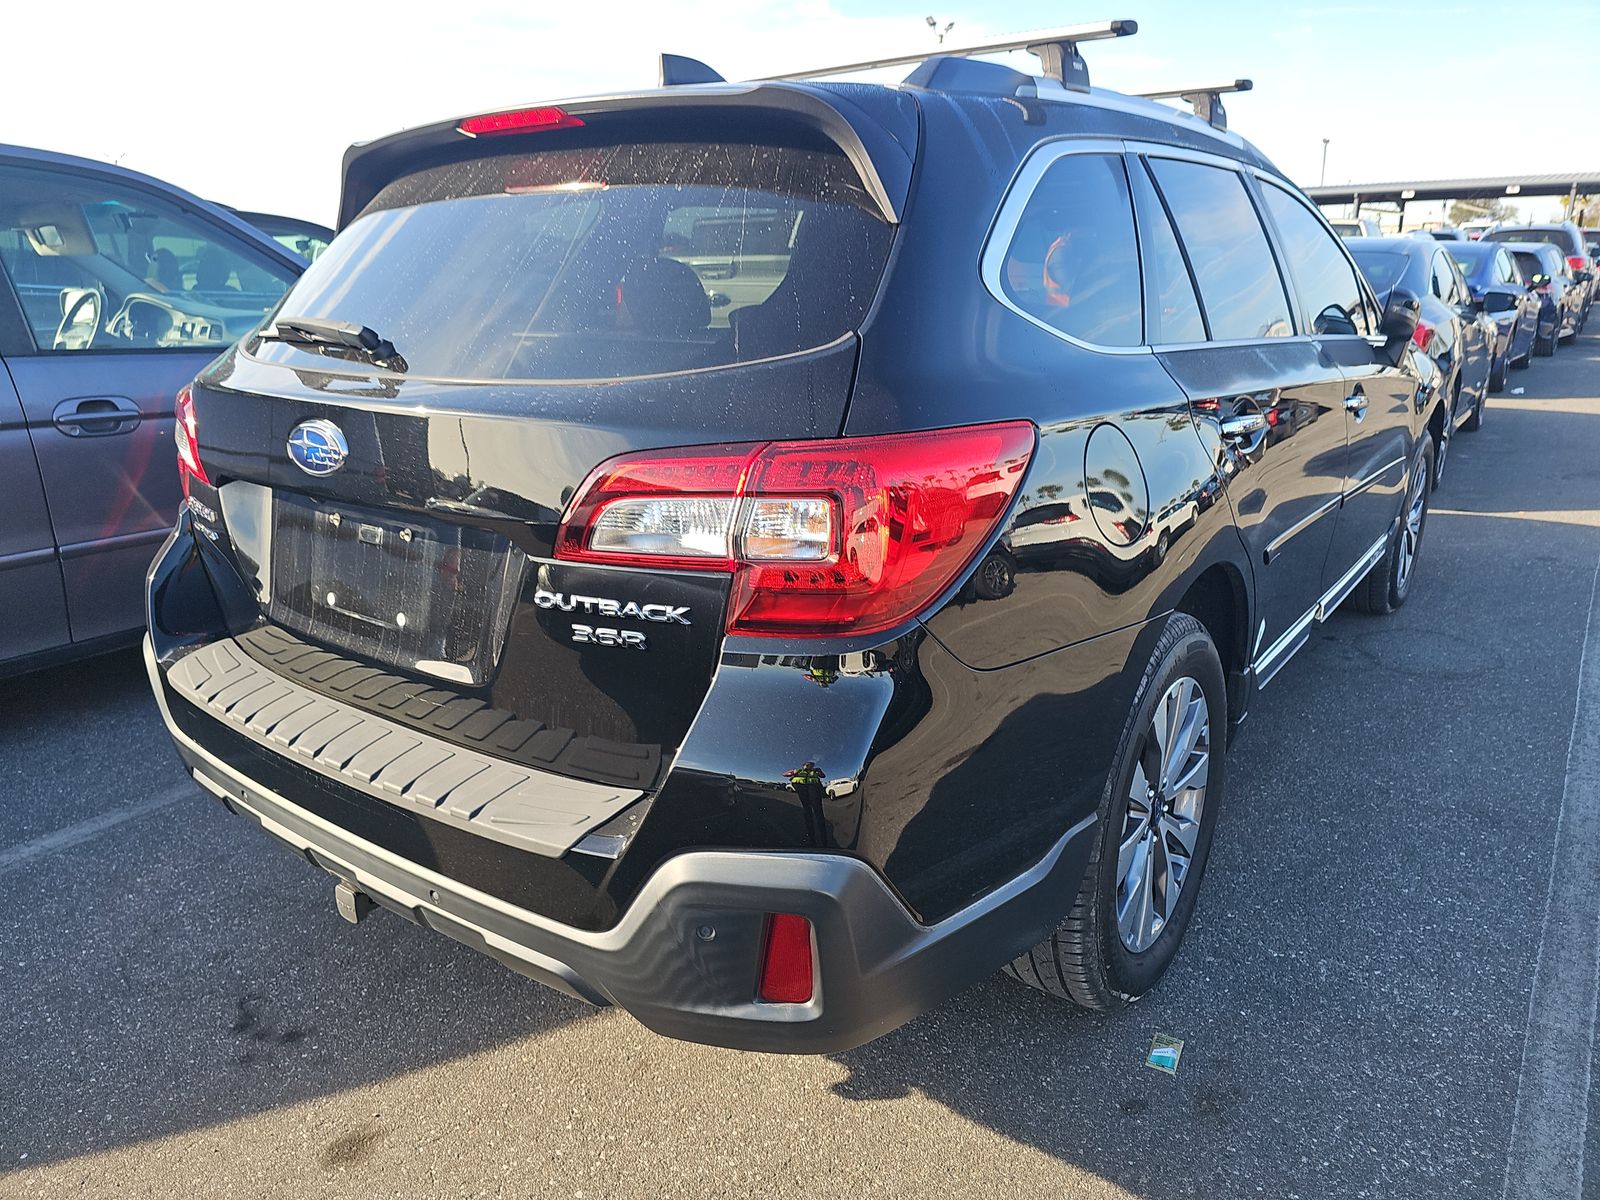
[146,26,1439,1052]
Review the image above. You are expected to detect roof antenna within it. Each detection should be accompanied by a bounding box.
[1136,79,1253,131]
[659,53,726,86]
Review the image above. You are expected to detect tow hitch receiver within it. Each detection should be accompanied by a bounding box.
[335,880,374,925]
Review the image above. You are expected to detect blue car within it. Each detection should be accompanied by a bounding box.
[1447,240,1540,391]
[0,144,304,675]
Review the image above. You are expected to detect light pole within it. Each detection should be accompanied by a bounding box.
[1320,138,1330,187]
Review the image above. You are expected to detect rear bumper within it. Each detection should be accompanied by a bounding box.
[147,637,1098,1053]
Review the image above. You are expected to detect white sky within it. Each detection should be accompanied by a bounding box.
[3,0,1594,226]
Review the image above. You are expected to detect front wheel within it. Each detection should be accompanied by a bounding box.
[1352,437,1432,615]
[1004,613,1226,1011]
[1535,322,1556,357]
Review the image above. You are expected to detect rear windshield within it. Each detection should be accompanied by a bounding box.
[1449,247,1489,278]
[1485,227,1570,251]
[253,141,893,381]
[1348,250,1409,293]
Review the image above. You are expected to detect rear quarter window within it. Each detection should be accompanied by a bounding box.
[255,141,893,381]
[992,152,1143,347]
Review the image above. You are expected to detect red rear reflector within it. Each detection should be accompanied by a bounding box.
[457,107,584,137]
[758,913,814,1004]
[555,422,1036,639]
[175,385,208,495]
[1411,321,1433,350]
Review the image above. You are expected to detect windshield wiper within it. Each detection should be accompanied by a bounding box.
[260,316,407,372]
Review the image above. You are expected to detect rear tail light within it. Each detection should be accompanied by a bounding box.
[555,422,1036,638]
[457,106,584,137]
[1567,255,1587,275]
[174,386,208,496]
[757,913,814,1004]
[1411,321,1435,350]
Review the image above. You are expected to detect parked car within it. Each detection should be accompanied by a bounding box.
[1584,228,1600,264]
[1330,217,1382,237]
[1459,219,1496,240]
[229,209,334,263]
[1482,222,1594,326]
[1505,243,1584,354]
[144,52,1441,1053]
[1447,240,1541,390]
[1347,236,1492,482]
[1425,227,1467,241]
[0,144,303,677]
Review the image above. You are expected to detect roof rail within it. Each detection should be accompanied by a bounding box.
[659,20,1137,95]
[1135,79,1252,131]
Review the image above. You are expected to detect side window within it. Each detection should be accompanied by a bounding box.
[1431,253,1463,304]
[997,153,1142,347]
[1127,161,1207,344]
[0,163,296,353]
[1259,182,1369,336]
[1495,251,1516,285]
[1145,157,1293,341]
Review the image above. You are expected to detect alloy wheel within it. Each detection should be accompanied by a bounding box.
[1395,451,1428,594]
[1116,676,1210,954]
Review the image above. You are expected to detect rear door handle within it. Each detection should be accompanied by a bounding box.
[51,396,142,437]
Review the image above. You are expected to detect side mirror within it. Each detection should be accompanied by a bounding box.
[1379,287,1421,343]
[1528,273,1549,291]
[1577,269,1594,284]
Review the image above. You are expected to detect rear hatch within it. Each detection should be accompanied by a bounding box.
[186,98,904,794]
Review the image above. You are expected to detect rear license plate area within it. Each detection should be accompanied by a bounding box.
[267,492,525,686]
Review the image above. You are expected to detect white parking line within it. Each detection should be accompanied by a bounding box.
[0,780,197,877]
[1502,549,1600,1200]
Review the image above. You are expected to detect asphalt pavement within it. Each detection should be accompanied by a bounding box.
[3,331,1599,1199]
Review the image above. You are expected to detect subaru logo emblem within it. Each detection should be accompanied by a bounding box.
[287,419,348,476]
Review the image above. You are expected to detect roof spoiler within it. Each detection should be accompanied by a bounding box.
[337,86,917,229]
[663,20,1138,94]
[1135,79,1252,131]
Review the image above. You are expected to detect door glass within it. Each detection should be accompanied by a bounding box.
[997,153,1142,347]
[1259,183,1368,336]
[1430,253,1457,302]
[1146,158,1293,341]
[0,163,296,352]
[1127,162,1206,344]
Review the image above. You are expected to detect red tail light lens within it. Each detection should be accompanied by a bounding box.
[174,386,208,495]
[555,422,1036,638]
[457,106,585,137]
[1411,321,1434,350]
[757,913,814,1004]
[1567,255,1587,275]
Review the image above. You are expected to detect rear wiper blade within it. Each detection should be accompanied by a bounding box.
[261,315,408,371]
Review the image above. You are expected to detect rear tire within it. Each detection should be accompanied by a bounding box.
[1536,323,1556,357]
[1351,437,1432,616]
[1004,613,1226,1011]
[1486,351,1506,397]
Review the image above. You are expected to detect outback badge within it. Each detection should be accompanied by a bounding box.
[287,419,349,476]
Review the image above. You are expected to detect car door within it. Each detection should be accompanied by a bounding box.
[1441,252,1489,417]
[0,158,299,644]
[0,288,70,665]
[1255,180,1417,598]
[1136,152,1347,681]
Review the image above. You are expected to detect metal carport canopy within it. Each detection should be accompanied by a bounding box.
[1304,172,1600,206]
